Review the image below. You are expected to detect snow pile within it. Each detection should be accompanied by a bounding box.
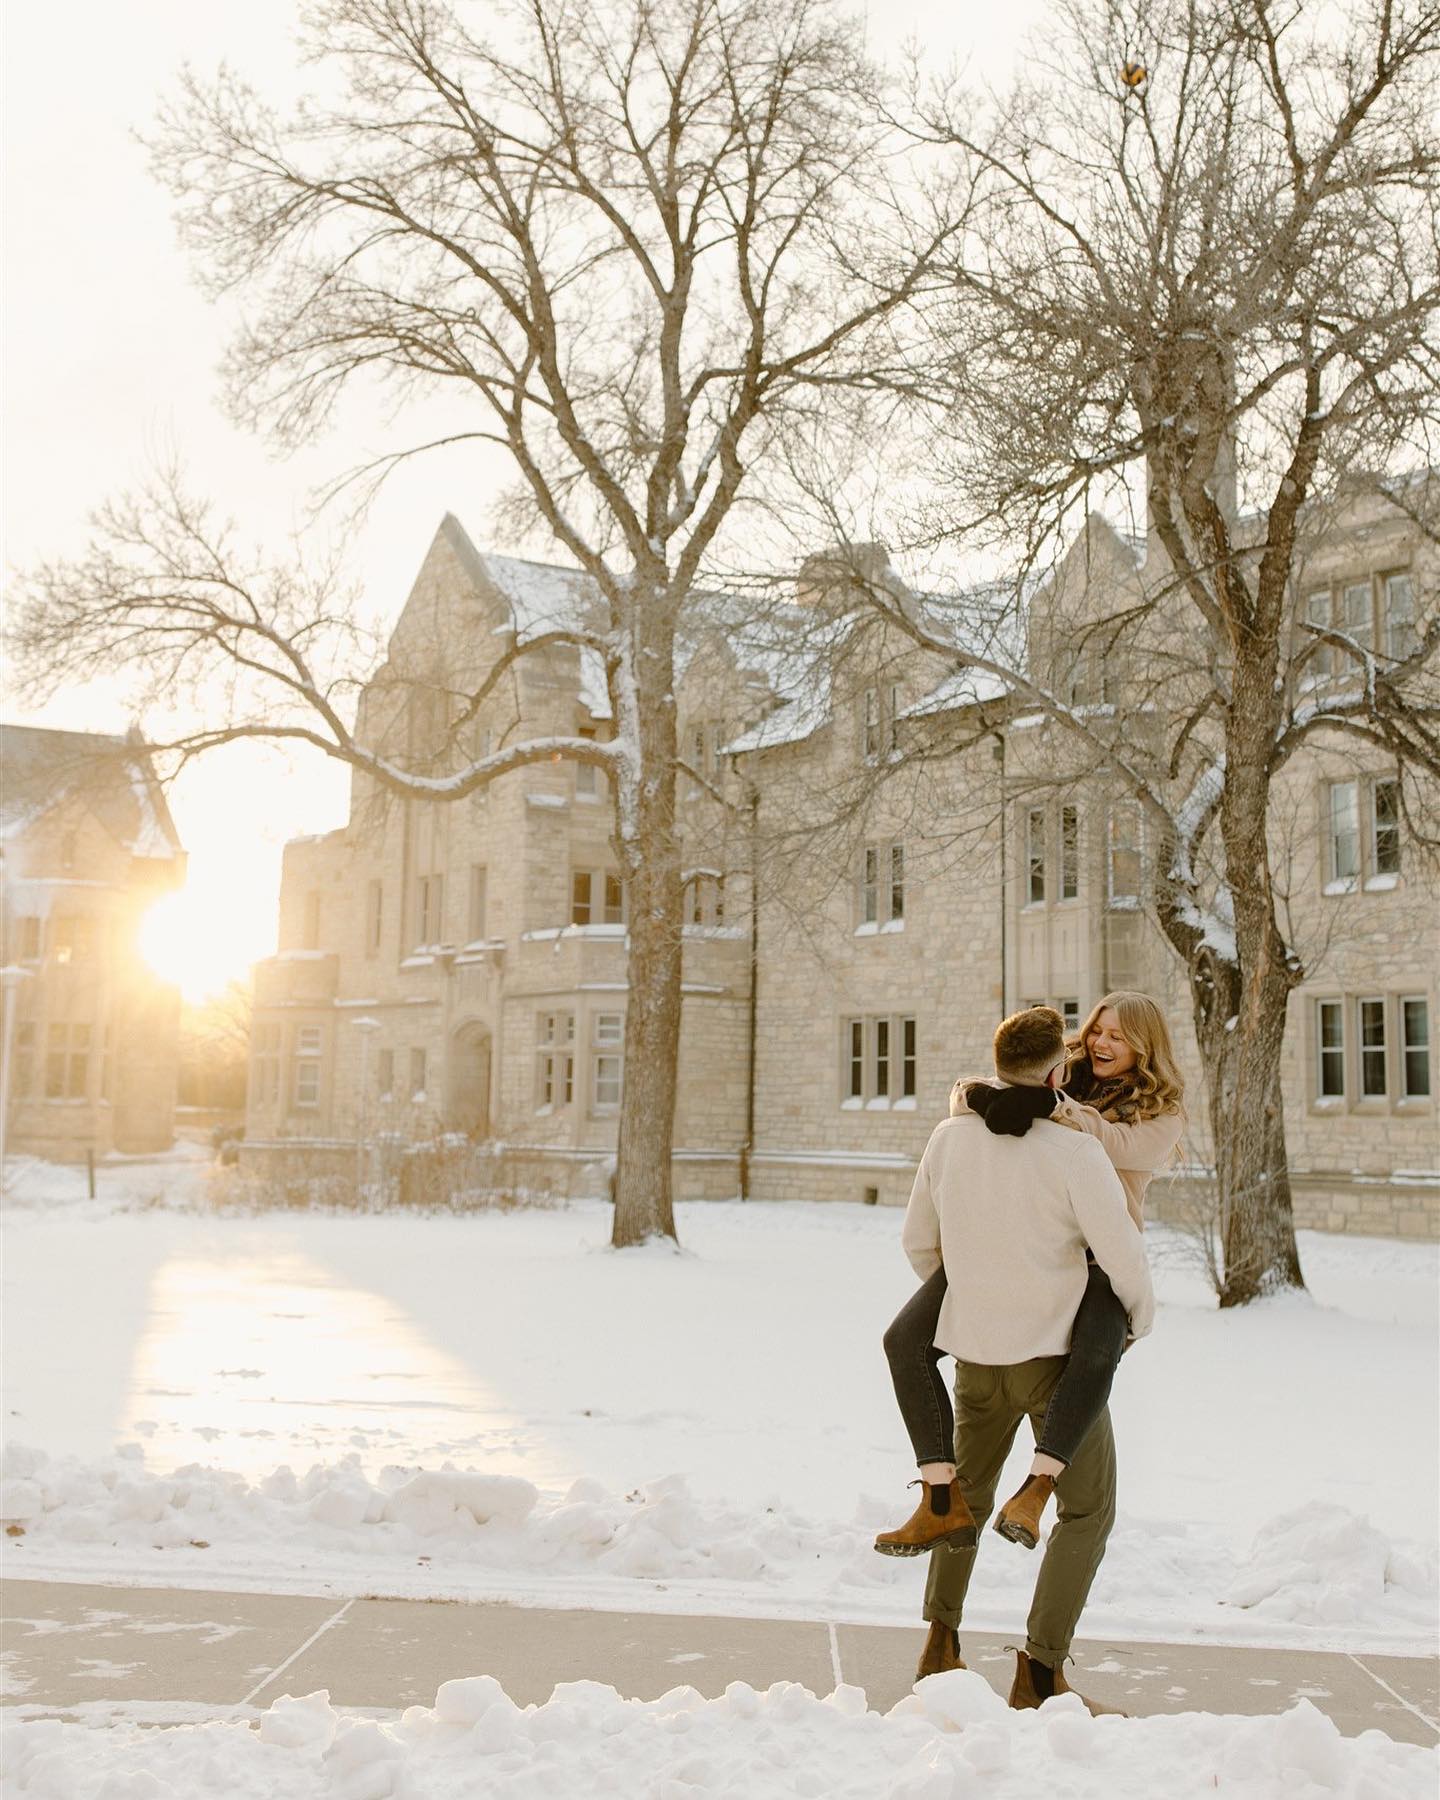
[6,1442,1435,1652]
[4,1675,1435,1799]
[1225,1502,1438,1630]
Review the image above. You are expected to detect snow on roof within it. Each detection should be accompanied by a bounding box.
[0,725,184,860]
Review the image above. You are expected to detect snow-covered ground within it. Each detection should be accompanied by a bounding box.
[2,1149,1437,1656]
[5,1671,1435,1800]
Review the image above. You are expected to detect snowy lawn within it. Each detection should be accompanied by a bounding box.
[2,1151,1436,1655]
[4,1672,1435,1800]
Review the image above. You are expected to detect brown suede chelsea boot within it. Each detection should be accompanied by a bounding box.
[874,1480,978,1557]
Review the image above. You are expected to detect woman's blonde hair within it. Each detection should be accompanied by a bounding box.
[1065,991,1186,1123]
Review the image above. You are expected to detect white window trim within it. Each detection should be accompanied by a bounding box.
[840,1013,917,1109]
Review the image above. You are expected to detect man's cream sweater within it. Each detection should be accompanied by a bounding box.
[901,1111,1156,1365]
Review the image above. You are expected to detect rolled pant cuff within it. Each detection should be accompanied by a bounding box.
[923,1606,962,1631]
[1025,1637,1069,1669]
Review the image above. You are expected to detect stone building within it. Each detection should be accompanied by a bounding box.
[0,726,186,1158]
[244,504,1437,1236]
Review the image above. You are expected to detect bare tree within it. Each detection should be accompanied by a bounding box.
[12,0,967,1246]
[877,0,1440,1302]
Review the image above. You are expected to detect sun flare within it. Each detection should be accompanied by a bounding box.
[138,882,273,1005]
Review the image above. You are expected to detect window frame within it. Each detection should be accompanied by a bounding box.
[292,1024,323,1110]
[591,1010,624,1114]
[1060,805,1080,901]
[536,1011,575,1111]
[1356,996,1388,1100]
[840,1013,917,1106]
[1025,807,1046,907]
[1400,996,1431,1101]
[1106,802,1143,906]
[1315,998,1345,1100]
[365,880,383,958]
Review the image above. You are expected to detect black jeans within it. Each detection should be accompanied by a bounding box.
[883,1261,1129,1468]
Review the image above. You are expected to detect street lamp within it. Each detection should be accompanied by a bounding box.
[350,1016,381,1200]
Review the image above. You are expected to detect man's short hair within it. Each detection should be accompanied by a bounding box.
[993,1005,1066,1084]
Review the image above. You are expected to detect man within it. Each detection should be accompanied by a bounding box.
[899,1005,1154,1712]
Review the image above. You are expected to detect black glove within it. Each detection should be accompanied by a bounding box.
[966,1082,1060,1138]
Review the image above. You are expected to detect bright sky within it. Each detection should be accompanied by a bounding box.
[3,0,1041,1004]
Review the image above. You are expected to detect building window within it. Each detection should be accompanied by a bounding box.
[1107,803,1142,904]
[410,1045,428,1101]
[1357,998,1387,1098]
[1060,998,1080,1033]
[13,1021,35,1098]
[685,873,724,927]
[377,1047,394,1099]
[842,1014,917,1104]
[365,881,383,958]
[1383,574,1415,661]
[1026,808,1046,906]
[18,917,41,962]
[1371,779,1400,878]
[536,1013,574,1110]
[592,1012,624,1112]
[293,1025,323,1109]
[1304,590,1332,677]
[416,873,445,946]
[1340,580,1373,660]
[1401,997,1431,1099]
[858,842,904,928]
[890,844,906,922]
[1315,1000,1345,1098]
[468,865,488,941]
[571,869,624,926]
[1060,806,1079,900]
[44,1023,90,1100]
[860,687,900,761]
[576,725,601,797]
[1324,781,1360,887]
[251,1022,281,1105]
[51,917,96,965]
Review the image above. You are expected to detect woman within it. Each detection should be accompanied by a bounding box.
[874,991,1186,1558]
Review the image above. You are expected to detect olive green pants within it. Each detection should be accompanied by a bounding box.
[922,1355,1117,1669]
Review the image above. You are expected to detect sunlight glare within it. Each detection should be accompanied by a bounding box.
[138,883,270,1005]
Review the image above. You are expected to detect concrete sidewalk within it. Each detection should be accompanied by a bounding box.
[2,1578,1436,1746]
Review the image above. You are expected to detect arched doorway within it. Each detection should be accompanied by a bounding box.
[447,1022,492,1138]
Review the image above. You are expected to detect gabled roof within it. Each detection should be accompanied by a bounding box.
[0,725,184,860]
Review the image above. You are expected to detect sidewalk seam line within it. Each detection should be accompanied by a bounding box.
[240,1599,355,1708]
[827,1622,843,1692]
[1345,1653,1439,1735]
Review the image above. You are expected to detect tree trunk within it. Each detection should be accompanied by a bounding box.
[1209,660,1306,1306]
[611,600,684,1247]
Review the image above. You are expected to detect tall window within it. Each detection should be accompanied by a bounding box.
[410,1045,428,1100]
[862,688,881,760]
[1026,808,1046,906]
[572,869,624,926]
[1383,573,1415,661]
[1107,803,1142,903]
[416,872,444,945]
[377,1047,395,1099]
[576,725,601,797]
[13,1022,35,1098]
[1326,783,1360,885]
[365,881,383,958]
[1401,998,1431,1099]
[251,1022,281,1105]
[1316,1000,1345,1098]
[1340,581,1373,660]
[45,1023,89,1100]
[858,842,904,927]
[686,873,725,927]
[536,1013,574,1109]
[842,1015,917,1103]
[468,865,488,940]
[1371,779,1400,877]
[1304,590,1332,677]
[889,844,906,922]
[592,1012,624,1112]
[1060,998,1080,1033]
[1060,806,1079,900]
[293,1025,322,1109]
[1357,998,1387,1098]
